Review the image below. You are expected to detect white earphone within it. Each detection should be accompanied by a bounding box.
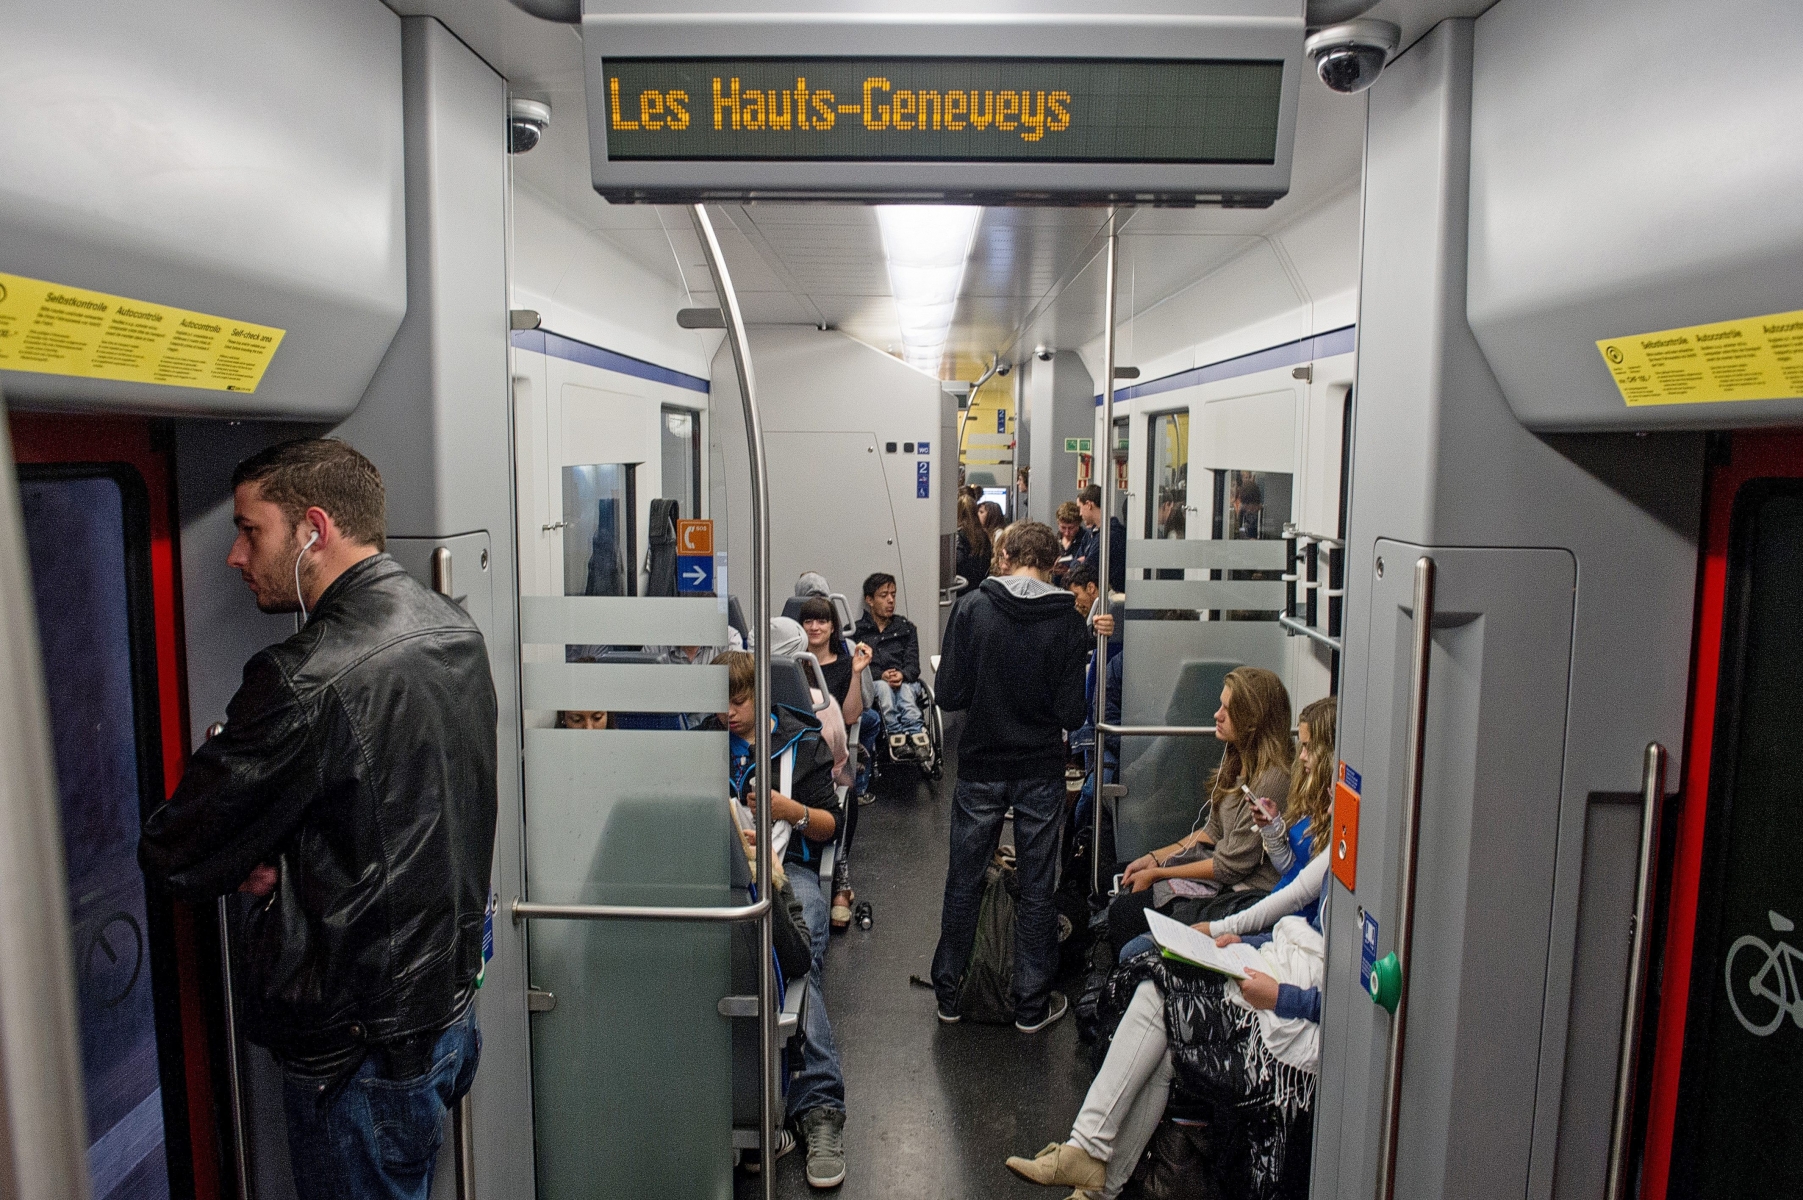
[295,528,321,621]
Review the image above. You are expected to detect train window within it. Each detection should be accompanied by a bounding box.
[660,406,701,519]
[18,465,187,1200]
[561,463,637,599]
[1211,468,1292,542]
[1672,479,1803,1198]
[1148,410,1190,540]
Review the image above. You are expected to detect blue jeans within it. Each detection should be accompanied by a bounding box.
[786,863,847,1119]
[930,777,1064,1023]
[1121,932,1158,961]
[873,680,925,735]
[282,1006,481,1200]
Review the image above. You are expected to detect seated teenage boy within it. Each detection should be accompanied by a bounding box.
[715,650,849,1189]
[853,572,930,760]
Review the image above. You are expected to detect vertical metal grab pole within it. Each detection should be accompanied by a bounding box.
[1375,555,1435,1200]
[691,203,776,1200]
[215,897,254,1200]
[1604,742,1668,1200]
[202,716,255,1200]
[1090,208,1119,895]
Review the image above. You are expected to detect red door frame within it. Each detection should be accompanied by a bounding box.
[1641,430,1803,1200]
[8,413,224,1200]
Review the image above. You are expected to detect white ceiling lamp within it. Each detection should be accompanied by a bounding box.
[876,205,981,374]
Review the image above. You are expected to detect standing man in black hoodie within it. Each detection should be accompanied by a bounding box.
[930,521,1092,1032]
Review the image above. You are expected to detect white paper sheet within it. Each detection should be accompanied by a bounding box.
[1146,909,1267,979]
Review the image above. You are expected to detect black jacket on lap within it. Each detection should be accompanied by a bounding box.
[936,575,1090,782]
[140,555,499,1066]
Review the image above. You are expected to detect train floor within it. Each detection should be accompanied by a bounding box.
[741,715,1100,1200]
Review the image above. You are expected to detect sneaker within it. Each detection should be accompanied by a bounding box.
[1003,1141,1105,1190]
[888,733,910,760]
[830,889,854,931]
[800,1107,847,1188]
[1015,991,1070,1034]
[742,1127,796,1174]
[909,732,932,755]
[936,1006,961,1024]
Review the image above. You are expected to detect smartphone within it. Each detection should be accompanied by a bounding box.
[1111,872,1125,897]
[1251,794,1279,824]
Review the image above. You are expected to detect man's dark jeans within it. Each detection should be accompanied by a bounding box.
[282,1006,480,1200]
[931,776,1065,1023]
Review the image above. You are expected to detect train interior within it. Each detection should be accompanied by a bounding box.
[1,2,1799,1199]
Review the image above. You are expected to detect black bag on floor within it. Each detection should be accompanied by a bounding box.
[1125,1117,1222,1200]
[954,848,1018,1024]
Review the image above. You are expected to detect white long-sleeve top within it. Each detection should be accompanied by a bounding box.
[1212,853,1329,938]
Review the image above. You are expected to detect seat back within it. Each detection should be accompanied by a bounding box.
[1114,658,1238,861]
[769,655,815,713]
[597,649,686,731]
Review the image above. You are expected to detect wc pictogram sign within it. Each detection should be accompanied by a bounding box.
[677,519,713,556]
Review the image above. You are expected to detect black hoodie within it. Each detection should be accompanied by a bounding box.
[936,575,1092,782]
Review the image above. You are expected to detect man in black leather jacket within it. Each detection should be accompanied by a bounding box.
[140,438,498,1200]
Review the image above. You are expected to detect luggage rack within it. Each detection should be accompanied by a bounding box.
[1279,524,1344,653]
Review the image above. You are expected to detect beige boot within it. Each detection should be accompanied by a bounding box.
[1004,1142,1106,1190]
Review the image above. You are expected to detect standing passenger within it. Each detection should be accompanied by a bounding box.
[139,438,496,1200]
[931,521,1091,1032]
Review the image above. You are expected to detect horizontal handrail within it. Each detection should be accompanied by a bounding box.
[1096,723,1218,738]
[511,896,771,925]
[1278,613,1343,652]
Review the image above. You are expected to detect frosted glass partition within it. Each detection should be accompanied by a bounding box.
[520,594,727,648]
[523,728,734,1199]
[1114,535,1290,862]
[522,662,726,712]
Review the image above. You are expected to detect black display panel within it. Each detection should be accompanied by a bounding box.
[1672,480,1803,1198]
[601,57,1284,163]
[19,465,188,1200]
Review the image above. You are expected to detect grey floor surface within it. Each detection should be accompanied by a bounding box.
[742,717,1098,1200]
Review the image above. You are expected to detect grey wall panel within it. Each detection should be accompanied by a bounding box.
[1467,0,1803,431]
[334,19,530,1200]
[0,0,407,419]
[1315,20,1705,1200]
[711,327,946,675]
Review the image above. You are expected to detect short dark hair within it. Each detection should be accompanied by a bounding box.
[1077,484,1102,507]
[232,438,386,550]
[797,596,834,624]
[1007,521,1062,571]
[1066,563,1098,590]
[718,649,755,701]
[863,572,896,599]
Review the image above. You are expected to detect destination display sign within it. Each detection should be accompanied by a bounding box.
[600,58,1285,164]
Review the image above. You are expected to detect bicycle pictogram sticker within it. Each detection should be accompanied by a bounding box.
[1726,909,1803,1037]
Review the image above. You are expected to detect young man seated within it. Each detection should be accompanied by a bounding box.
[715,650,849,1189]
[853,572,930,761]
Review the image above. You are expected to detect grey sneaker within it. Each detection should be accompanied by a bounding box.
[800,1107,846,1188]
[1015,991,1070,1034]
[909,731,932,753]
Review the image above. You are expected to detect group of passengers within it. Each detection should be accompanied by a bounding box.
[998,677,1336,1200]
[708,568,938,1188]
[938,483,1333,1199]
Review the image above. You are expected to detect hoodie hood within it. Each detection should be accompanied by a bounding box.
[982,574,1081,621]
[768,616,807,657]
[794,572,830,598]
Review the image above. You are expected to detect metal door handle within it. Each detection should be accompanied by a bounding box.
[1375,555,1435,1200]
[432,547,453,598]
[1605,742,1668,1200]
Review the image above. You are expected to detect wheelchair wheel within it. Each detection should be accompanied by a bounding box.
[925,704,946,781]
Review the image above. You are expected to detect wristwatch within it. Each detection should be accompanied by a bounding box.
[795,807,812,833]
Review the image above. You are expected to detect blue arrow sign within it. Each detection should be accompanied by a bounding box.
[677,555,714,593]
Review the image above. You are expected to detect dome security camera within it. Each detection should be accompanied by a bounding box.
[995,361,1013,377]
[1034,345,1053,362]
[1304,20,1400,95]
[508,98,552,153]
